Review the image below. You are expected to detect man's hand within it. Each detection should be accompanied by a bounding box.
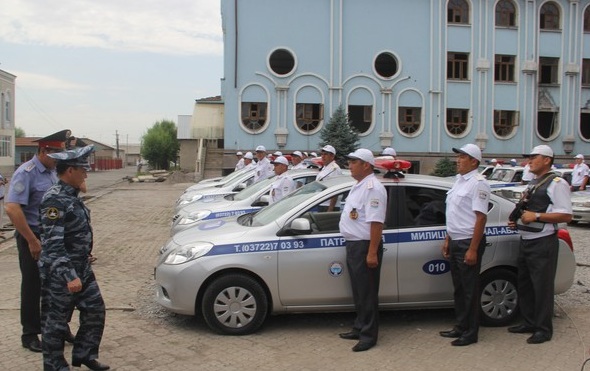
[464,248,477,266]
[366,252,378,269]
[67,278,82,293]
[28,238,42,260]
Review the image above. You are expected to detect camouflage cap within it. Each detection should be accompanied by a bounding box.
[48,145,94,170]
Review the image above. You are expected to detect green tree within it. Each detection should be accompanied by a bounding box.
[15,127,26,137]
[431,157,457,177]
[141,120,179,170]
[319,105,360,165]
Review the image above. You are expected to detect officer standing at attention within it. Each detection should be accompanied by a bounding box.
[316,145,342,181]
[571,154,589,191]
[39,145,109,371]
[290,151,307,169]
[269,156,296,204]
[234,151,245,171]
[507,145,572,344]
[440,143,490,346]
[253,145,273,183]
[5,129,71,353]
[338,149,387,352]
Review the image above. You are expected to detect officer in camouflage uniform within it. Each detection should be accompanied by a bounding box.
[38,145,109,371]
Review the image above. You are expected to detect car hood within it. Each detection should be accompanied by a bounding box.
[172,218,251,245]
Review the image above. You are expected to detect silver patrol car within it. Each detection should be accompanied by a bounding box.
[176,168,256,210]
[155,174,576,335]
[171,169,319,235]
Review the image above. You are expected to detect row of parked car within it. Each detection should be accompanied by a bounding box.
[153,162,576,335]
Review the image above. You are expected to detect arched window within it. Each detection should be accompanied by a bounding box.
[241,102,268,132]
[398,107,422,135]
[446,109,469,136]
[584,7,590,32]
[448,0,469,24]
[540,2,560,30]
[496,0,516,27]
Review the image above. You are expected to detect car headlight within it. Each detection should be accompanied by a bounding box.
[179,210,212,225]
[164,242,214,265]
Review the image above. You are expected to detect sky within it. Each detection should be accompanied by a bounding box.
[0,0,223,146]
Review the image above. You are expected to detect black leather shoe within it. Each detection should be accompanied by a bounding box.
[439,329,463,338]
[22,338,42,353]
[352,341,375,352]
[451,337,477,346]
[527,332,551,344]
[508,324,536,334]
[72,359,110,370]
[339,331,360,340]
[64,332,75,344]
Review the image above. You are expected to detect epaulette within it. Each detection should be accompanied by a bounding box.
[475,174,485,181]
[24,163,36,172]
[553,177,562,182]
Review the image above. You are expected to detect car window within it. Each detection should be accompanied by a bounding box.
[299,190,350,233]
[250,181,327,226]
[397,186,447,227]
[233,176,275,201]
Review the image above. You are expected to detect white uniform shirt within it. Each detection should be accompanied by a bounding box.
[270,173,296,204]
[339,173,387,241]
[522,164,534,182]
[316,161,342,181]
[235,158,245,171]
[520,176,572,240]
[254,157,273,183]
[445,169,491,240]
[571,163,590,187]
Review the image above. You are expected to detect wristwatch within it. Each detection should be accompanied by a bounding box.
[535,213,541,222]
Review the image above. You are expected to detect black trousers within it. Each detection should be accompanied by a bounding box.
[517,233,559,337]
[448,237,485,341]
[16,231,41,340]
[346,240,383,345]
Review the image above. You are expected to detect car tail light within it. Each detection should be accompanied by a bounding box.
[557,229,574,251]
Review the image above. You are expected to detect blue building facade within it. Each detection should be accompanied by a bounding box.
[220,0,590,171]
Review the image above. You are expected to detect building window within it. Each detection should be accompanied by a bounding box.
[581,113,590,140]
[20,151,35,164]
[447,52,469,80]
[540,2,560,30]
[268,48,295,76]
[583,59,590,87]
[496,0,516,27]
[446,109,469,135]
[374,52,398,79]
[296,103,323,132]
[398,107,421,135]
[493,110,518,137]
[537,111,558,139]
[495,55,516,82]
[585,7,590,32]
[348,105,372,134]
[241,102,268,131]
[448,0,469,24]
[4,92,10,123]
[0,135,11,157]
[539,57,559,85]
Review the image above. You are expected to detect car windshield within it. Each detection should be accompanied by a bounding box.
[233,176,275,201]
[489,168,515,182]
[248,181,327,226]
[215,168,251,185]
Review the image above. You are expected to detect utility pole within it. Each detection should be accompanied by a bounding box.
[115,130,120,158]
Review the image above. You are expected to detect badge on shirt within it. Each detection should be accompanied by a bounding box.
[370,199,379,208]
[46,207,59,220]
[478,190,487,200]
[350,208,358,220]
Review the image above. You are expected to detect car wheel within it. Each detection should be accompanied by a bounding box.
[479,268,519,326]
[202,274,268,335]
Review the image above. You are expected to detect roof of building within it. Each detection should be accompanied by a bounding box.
[15,137,42,147]
[196,95,223,103]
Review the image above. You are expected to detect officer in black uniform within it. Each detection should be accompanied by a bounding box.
[5,129,71,353]
[39,145,109,371]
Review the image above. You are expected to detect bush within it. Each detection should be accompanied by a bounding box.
[431,157,456,177]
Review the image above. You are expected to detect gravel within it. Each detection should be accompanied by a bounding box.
[556,223,590,308]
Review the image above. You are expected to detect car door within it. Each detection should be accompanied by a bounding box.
[394,185,453,303]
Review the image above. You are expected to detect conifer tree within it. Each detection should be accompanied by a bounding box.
[319,105,360,165]
[431,157,457,177]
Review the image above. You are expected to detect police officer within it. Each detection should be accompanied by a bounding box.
[5,129,71,353]
[234,151,245,171]
[571,154,589,191]
[269,156,296,204]
[507,145,572,344]
[338,149,387,352]
[316,145,342,181]
[380,147,397,159]
[440,143,490,346]
[253,145,273,183]
[39,145,109,371]
[290,151,307,169]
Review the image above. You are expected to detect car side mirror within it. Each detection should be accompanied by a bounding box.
[290,218,312,234]
[235,182,248,191]
[252,194,271,207]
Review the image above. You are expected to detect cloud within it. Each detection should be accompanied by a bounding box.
[14,71,90,91]
[0,0,223,56]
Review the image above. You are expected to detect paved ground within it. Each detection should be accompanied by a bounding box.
[0,167,589,370]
